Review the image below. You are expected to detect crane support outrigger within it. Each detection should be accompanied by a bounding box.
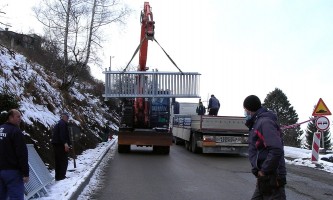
[103,2,201,154]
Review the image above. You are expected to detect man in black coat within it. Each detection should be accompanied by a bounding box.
[196,100,206,115]
[0,109,29,200]
[51,112,71,181]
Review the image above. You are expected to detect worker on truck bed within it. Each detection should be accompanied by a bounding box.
[196,99,206,115]
[208,95,220,115]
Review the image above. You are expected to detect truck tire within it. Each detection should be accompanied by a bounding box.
[185,141,190,151]
[191,132,201,153]
[173,136,178,145]
[153,146,170,154]
[118,144,130,153]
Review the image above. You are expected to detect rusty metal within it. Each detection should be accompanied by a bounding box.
[118,128,172,146]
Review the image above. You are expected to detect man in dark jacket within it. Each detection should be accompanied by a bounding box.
[196,99,206,115]
[51,112,71,181]
[0,109,29,200]
[243,95,287,200]
[208,94,220,115]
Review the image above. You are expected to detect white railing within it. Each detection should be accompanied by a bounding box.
[103,70,201,99]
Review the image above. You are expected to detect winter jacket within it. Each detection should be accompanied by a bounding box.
[208,97,220,109]
[51,119,71,145]
[196,104,206,115]
[246,107,287,180]
[0,122,29,177]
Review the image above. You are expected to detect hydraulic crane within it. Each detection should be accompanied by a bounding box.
[103,2,201,154]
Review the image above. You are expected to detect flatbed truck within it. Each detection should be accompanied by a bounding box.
[171,103,248,154]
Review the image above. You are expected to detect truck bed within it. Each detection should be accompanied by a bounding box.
[190,115,248,132]
[172,114,249,154]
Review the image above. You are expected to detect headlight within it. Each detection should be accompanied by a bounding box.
[203,135,215,142]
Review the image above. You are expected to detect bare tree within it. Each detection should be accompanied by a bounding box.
[33,0,131,90]
[0,4,11,27]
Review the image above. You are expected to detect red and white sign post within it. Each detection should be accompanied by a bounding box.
[311,132,321,163]
[311,116,330,163]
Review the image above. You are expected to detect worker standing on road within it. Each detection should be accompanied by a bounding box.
[208,95,220,115]
[196,99,206,115]
[0,109,29,200]
[243,95,287,200]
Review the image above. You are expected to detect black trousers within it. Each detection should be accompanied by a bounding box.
[251,184,286,200]
[53,144,69,180]
[209,108,219,115]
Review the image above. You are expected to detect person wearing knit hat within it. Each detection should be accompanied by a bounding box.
[243,95,262,112]
[243,95,287,199]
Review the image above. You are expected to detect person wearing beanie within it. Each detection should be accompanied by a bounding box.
[243,95,287,199]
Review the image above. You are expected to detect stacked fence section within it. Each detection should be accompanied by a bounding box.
[104,71,201,98]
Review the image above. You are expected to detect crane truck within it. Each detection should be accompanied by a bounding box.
[103,2,201,154]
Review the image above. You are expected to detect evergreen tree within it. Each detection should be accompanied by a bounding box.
[322,127,332,150]
[304,119,318,149]
[263,88,303,147]
[0,90,20,124]
[305,119,332,150]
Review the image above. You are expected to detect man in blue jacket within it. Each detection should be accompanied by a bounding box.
[51,112,71,181]
[0,109,29,200]
[208,95,220,115]
[243,95,287,200]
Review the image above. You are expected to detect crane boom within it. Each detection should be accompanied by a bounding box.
[135,2,155,128]
[139,2,155,71]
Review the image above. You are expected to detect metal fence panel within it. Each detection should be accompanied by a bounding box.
[103,71,201,98]
[25,144,53,199]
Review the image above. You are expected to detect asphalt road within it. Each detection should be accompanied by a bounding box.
[88,144,333,200]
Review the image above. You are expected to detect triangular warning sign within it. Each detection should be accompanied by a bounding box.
[312,98,331,116]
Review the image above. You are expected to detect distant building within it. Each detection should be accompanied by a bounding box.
[0,28,41,49]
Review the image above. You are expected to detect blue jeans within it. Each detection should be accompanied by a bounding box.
[0,170,25,200]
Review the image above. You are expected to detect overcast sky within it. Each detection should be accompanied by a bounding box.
[2,0,333,131]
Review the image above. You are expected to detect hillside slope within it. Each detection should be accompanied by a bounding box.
[0,45,118,169]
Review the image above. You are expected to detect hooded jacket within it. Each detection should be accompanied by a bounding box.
[246,107,286,179]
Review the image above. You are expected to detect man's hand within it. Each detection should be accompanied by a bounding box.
[258,171,265,177]
[64,143,70,152]
[23,177,29,183]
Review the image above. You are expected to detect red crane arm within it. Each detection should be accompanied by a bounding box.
[135,2,155,128]
[138,2,155,71]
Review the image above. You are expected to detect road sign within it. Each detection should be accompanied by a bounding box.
[312,98,331,116]
[315,116,330,131]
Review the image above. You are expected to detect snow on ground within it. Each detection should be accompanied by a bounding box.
[32,141,333,200]
[35,137,117,200]
[284,146,333,173]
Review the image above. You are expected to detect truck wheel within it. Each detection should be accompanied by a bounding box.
[173,136,178,145]
[118,144,130,153]
[185,141,190,150]
[153,146,170,154]
[191,133,201,153]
